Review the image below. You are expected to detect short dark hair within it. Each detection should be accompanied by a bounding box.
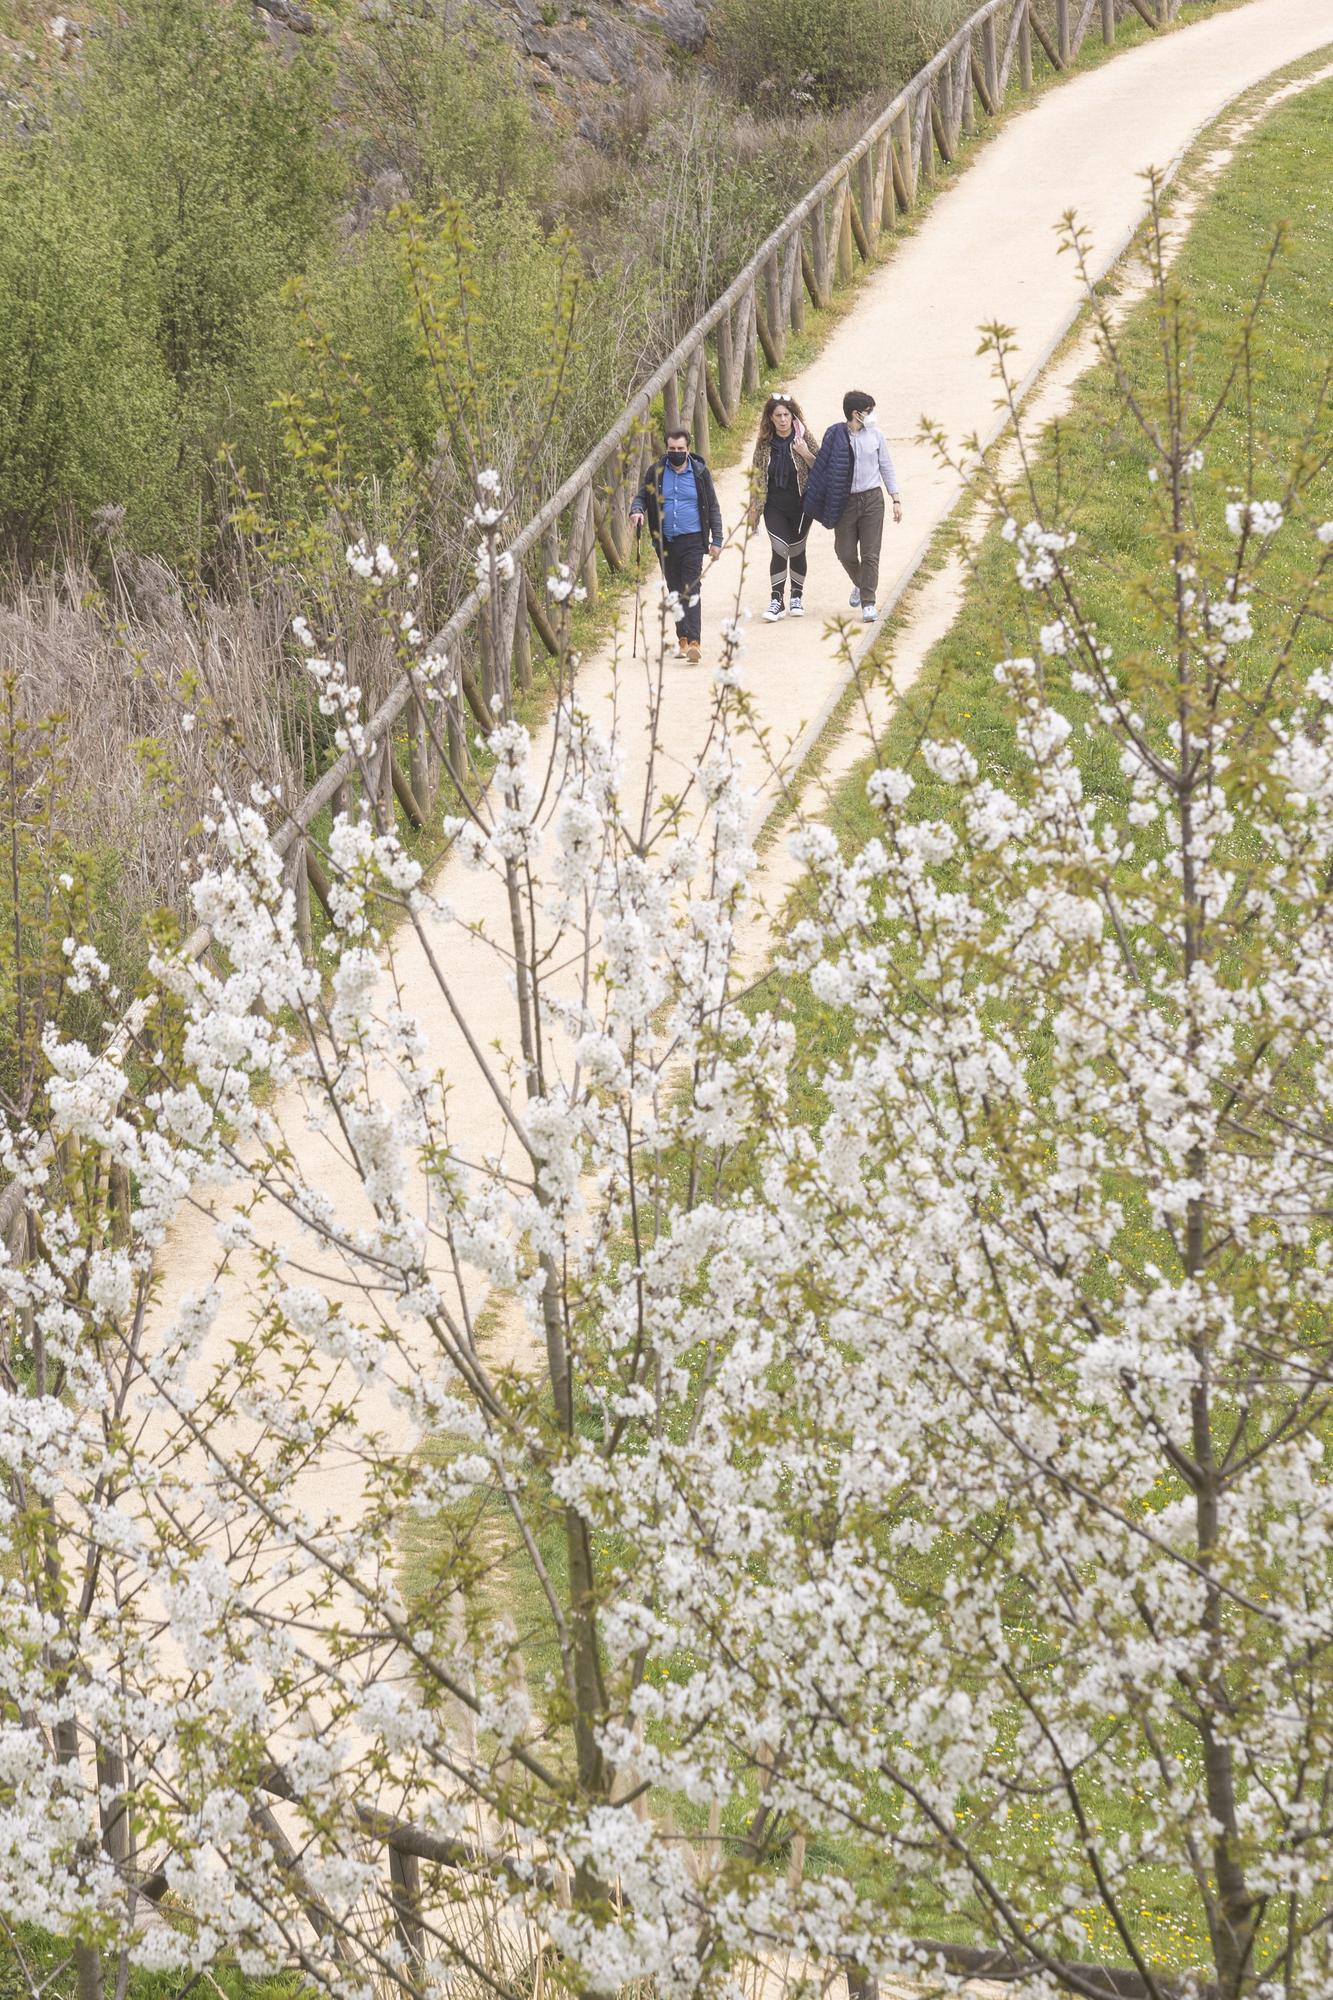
[665,428,690,448]
[843,390,876,420]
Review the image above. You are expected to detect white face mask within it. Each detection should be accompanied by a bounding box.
[860,412,878,430]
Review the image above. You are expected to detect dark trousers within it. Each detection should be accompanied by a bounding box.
[834,487,885,603]
[764,489,808,599]
[661,532,704,643]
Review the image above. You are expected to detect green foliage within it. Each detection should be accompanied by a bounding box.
[0,134,177,558]
[261,194,584,566]
[842,76,1333,859]
[710,0,965,109]
[79,0,337,381]
[0,0,340,565]
[340,4,551,209]
[0,1922,304,2000]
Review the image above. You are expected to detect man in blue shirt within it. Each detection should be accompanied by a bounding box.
[630,429,724,665]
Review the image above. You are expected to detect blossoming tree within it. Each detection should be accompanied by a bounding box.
[2,213,1332,2000]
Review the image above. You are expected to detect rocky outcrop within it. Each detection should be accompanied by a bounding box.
[494,0,710,124]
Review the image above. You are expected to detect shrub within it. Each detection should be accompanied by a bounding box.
[340,1,552,210]
[710,0,967,109]
[0,136,178,559]
[0,0,341,568]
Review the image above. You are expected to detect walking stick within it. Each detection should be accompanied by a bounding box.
[631,519,643,664]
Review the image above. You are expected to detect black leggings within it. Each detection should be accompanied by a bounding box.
[764,489,808,597]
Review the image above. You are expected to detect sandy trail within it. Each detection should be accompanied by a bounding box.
[138,0,1333,1703]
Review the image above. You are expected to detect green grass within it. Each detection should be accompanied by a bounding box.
[761,63,1333,1130]
[392,37,1333,1988]
[734,62,1333,1960]
[0,1924,305,2000]
[838,70,1333,850]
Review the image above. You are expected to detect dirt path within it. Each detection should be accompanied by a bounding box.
[142,0,1333,1615]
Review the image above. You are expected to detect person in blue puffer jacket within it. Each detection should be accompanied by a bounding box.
[801,389,903,623]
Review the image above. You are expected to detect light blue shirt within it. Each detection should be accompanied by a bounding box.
[849,420,899,497]
[662,461,703,540]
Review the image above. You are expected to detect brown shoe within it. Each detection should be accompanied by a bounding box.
[677,641,690,660]
[686,642,701,666]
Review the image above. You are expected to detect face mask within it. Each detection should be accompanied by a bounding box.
[667,449,688,467]
[859,412,877,430]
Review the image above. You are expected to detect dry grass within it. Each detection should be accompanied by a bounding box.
[0,538,408,947]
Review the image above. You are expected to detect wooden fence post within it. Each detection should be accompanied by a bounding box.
[854,151,876,251]
[478,610,496,713]
[96,1741,130,1866]
[388,1847,425,1971]
[1056,0,1071,62]
[873,135,894,231]
[1102,0,1114,37]
[380,729,396,824]
[892,106,914,210]
[447,682,465,774]
[288,840,313,950]
[837,181,855,282]
[931,77,954,166]
[410,691,433,812]
[108,1161,131,1248]
[567,485,597,605]
[914,83,934,186]
[741,284,761,395]
[782,230,804,336]
[1020,0,1033,85]
[807,205,829,308]
[983,12,999,104]
[764,251,787,362]
[1029,0,1062,69]
[716,306,738,420]
[512,605,533,694]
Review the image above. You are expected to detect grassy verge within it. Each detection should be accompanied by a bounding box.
[0,1925,303,2000]
[390,8,1333,1978]
[742,64,1333,1958]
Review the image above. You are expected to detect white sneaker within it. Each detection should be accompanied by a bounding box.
[763,596,785,622]
[861,602,876,622]
[848,588,861,608]
[788,595,805,617]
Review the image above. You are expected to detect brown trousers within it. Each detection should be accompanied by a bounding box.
[834,487,886,603]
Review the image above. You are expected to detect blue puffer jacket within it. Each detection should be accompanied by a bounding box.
[800,422,854,529]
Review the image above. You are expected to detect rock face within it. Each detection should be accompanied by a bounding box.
[494,0,710,125]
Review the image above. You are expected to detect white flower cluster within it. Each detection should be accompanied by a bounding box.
[1004,516,1077,590]
[346,538,400,582]
[7,454,1333,2000]
[1225,496,1284,538]
[547,562,587,605]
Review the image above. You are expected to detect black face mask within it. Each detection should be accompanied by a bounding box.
[666,450,689,468]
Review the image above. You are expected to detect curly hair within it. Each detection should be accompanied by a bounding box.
[757,392,810,447]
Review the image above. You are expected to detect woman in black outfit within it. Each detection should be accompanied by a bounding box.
[748,392,816,622]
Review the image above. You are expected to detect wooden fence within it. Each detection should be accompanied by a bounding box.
[2,0,1196,1973]
[249,0,1190,970]
[1,0,1196,1284]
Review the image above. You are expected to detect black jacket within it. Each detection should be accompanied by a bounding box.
[632,453,723,558]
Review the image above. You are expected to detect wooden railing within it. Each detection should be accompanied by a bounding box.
[248,0,1189,969]
[0,0,1204,1963]
[0,0,1196,1373]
